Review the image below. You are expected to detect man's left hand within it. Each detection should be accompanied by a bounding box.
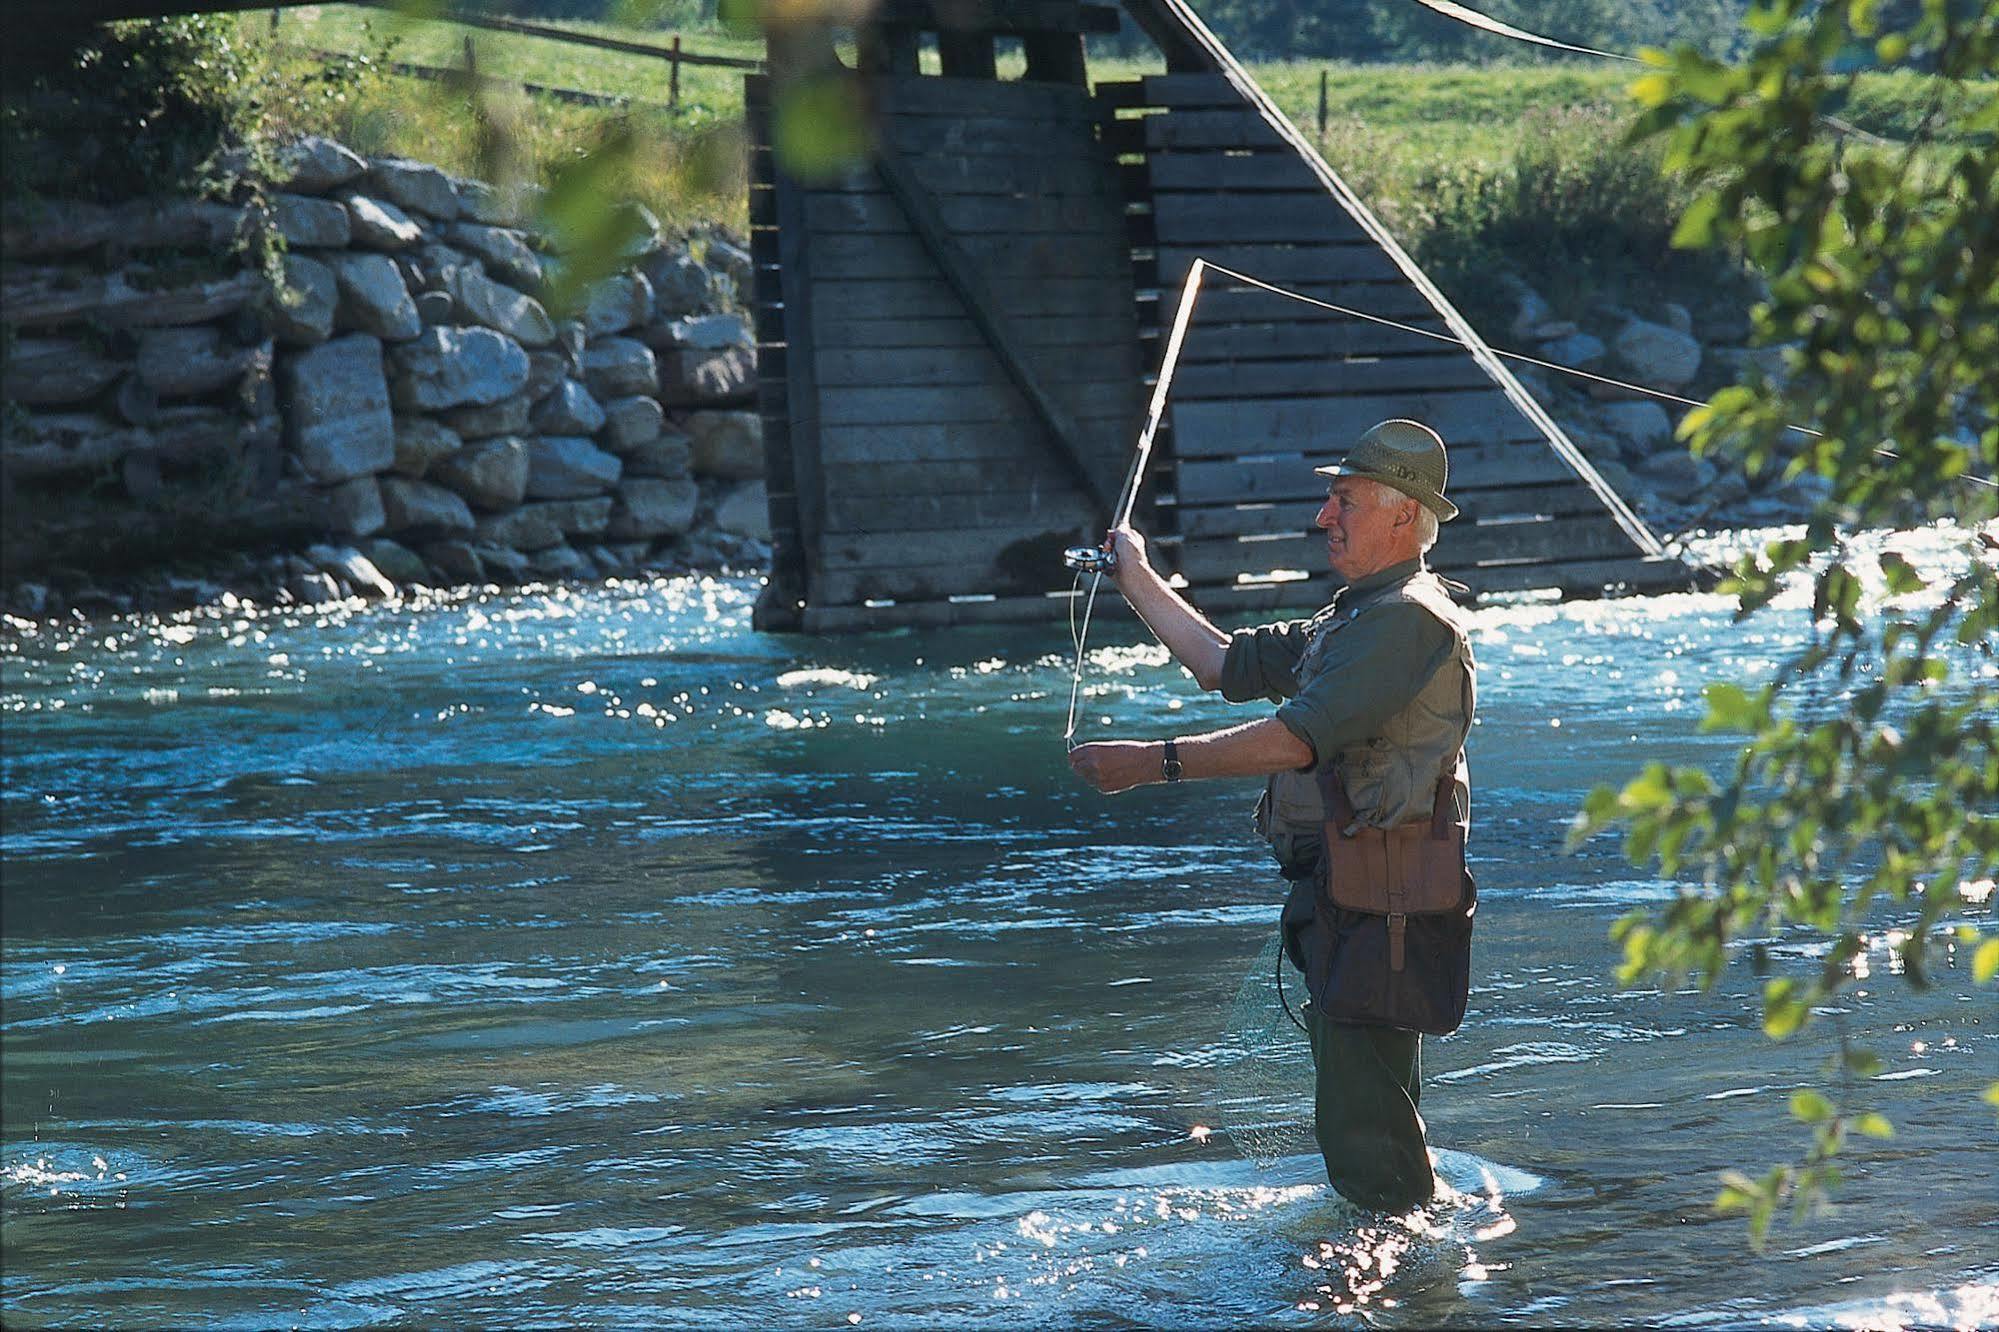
[1068,741,1161,795]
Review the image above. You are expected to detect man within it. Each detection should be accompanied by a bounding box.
[1068,418,1476,1214]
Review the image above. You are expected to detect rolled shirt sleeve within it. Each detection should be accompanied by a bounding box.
[1270,604,1457,767]
[1218,617,1315,703]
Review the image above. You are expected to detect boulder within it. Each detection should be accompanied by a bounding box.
[365,157,460,220]
[412,241,477,293]
[1637,449,1706,494]
[431,436,529,510]
[1714,344,1793,385]
[599,395,663,452]
[136,326,262,398]
[525,350,569,403]
[343,194,424,250]
[273,254,338,345]
[526,435,621,498]
[704,236,753,296]
[656,344,755,407]
[1538,331,1606,370]
[389,326,530,411]
[685,410,764,480]
[529,543,594,580]
[643,250,719,319]
[475,543,532,582]
[308,542,396,597]
[531,379,606,436]
[1599,401,1674,455]
[379,476,476,536]
[1614,318,1701,389]
[1506,283,1553,343]
[607,476,698,539]
[274,136,367,194]
[0,413,143,479]
[452,177,516,227]
[415,290,454,325]
[713,479,769,540]
[447,223,541,290]
[583,271,653,337]
[580,337,657,399]
[361,536,430,586]
[622,430,692,478]
[653,312,751,350]
[290,570,342,605]
[2,337,125,405]
[444,394,532,439]
[281,334,395,483]
[420,539,484,584]
[327,251,421,342]
[325,474,385,537]
[271,192,351,248]
[1662,302,1694,336]
[474,506,565,551]
[447,266,555,347]
[393,417,462,477]
[528,496,614,537]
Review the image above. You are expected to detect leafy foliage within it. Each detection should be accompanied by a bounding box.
[1571,0,1999,1243]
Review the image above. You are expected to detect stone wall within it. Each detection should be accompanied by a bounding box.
[1,135,770,616]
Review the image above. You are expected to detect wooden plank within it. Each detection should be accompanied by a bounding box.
[809,233,1129,281]
[800,591,1139,632]
[1170,388,1536,457]
[1152,193,1367,245]
[1139,72,1249,108]
[1173,513,1644,582]
[811,563,1070,604]
[1174,443,1577,504]
[873,0,1122,35]
[1177,319,1452,362]
[1170,481,1610,537]
[1141,110,1287,150]
[820,382,1137,427]
[818,419,1133,464]
[1153,243,1404,285]
[811,277,1135,319]
[1449,554,1698,598]
[887,111,1114,156]
[1146,151,1323,192]
[823,487,1101,532]
[816,313,1140,350]
[1141,283,1443,326]
[813,163,1115,199]
[816,344,1137,389]
[804,188,1120,236]
[819,524,1095,572]
[830,458,1077,496]
[1171,352,1497,400]
[877,73,1099,119]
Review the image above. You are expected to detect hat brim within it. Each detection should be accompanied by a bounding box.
[1313,463,1459,522]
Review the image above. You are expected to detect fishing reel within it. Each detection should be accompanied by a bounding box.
[1063,544,1118,575]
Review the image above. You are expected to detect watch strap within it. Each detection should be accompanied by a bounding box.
[1162,737,1183,783]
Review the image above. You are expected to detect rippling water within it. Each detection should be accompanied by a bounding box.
[4,529,1995,1329]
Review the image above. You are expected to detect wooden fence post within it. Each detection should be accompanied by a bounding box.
[1317,68,1328,138]
[671,35,682,107]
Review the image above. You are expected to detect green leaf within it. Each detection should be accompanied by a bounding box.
[1975,938,1999,985]
[1852,1113,1894,1139]
[1673,193,1726,250]
[1763,979,1810,1039]
[1790,1089,1835,1123]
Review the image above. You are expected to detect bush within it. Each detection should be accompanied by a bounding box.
[1,17,255,204]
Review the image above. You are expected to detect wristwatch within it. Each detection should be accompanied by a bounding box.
[1162,738,1183,784]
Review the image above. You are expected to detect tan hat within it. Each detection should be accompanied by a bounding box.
[1313,419,1457,521]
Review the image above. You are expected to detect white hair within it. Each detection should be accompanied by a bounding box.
[1365,479,1440,553]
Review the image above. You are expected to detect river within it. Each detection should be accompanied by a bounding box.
[3,527,1994,1329]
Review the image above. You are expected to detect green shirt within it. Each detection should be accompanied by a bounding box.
[1217,558,1458,767]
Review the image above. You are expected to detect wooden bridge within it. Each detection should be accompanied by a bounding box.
[747,0,1697,632]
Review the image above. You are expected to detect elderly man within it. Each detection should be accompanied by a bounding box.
[1068,418,1477,1214]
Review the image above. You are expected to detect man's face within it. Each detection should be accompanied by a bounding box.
[1316,477,1413,581]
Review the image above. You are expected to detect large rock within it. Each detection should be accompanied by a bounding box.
[365,157,460,220]
[525,350,569,403]
[643,250,719,319]
[529,543,594,580]
[1600,401,1674,455]
[136,326,264,398]
[583,271,653,337]
[525,436,621,498]
[361,536,430,586]
[309,542,396,597]
[599,395,663,452]
[379,476,476,535]
[1507,282,1554,343]
[530,379,605,435]
[411,241,476,293]
[607,476,697,539]
[0,337,124,405]
[1614,318,1701,390]
[431,436,529,510]
[327,251,421,341]
[273,254,338,345]
[685,410,763,480]
[448,223,541,290]
[713,479,769,540]
[1538,331,1606,370]
[452,177,517,227]
[343,194,423,250]
[474,506,565,551]
[655,312,750,350]
[621,430,692,478]
[1,412,142,478]
[444,394,532,439]
[704,236,752,297]
[389,326,530,411]
[1638,449,1710,495]
[580,337,656,399]
[393,417,461,477]
[282,334,395,483]
[447,266,555,347]
[420,539,484,583]
[324,476,385,537]
[275,136,367,194]
[529,496,614,537]
[271,192,351,248]
[474,543,532,581]
[656,344,754,407]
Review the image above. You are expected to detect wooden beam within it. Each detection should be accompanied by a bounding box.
[871,137,1117,511]
[872,0,1123,33]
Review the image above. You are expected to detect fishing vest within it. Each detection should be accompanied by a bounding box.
[1256,567,1477,874]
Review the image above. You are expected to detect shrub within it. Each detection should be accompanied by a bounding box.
[1,17,255,204]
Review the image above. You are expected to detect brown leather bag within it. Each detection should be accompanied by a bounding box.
[1316,763,1469,973]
